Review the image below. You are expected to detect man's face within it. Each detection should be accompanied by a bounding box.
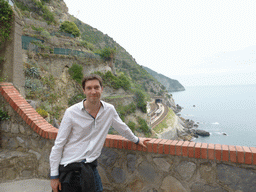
[83,79,103,104]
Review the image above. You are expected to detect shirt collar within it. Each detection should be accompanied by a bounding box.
[80,99,105,110]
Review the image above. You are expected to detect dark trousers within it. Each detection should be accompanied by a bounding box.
[54,167,103,192]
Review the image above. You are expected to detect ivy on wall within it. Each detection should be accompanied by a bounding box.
[0,0,14,45]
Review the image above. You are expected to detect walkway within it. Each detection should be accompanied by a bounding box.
[0,179,52,192]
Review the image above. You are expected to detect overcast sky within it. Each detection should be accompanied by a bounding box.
[64,0,256,87]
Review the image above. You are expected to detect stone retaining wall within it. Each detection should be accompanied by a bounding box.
[0,82,56,182]
[99,135,256,191]
[1,83,256,191]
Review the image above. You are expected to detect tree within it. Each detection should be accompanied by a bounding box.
[60,21,81,37]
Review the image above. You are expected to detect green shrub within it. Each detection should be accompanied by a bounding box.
[31,25,44,32]
[137,117,151,136]
[118,73,131,90]
[68,63,83,83]
[17,0,56,24]
[14,0,30,12]
[41,30,51,39]
[150,88,156,94]
[0,57,4,64]
[158,90,164,96]
[79,40,94,51]
[68,93,86,106]
[31,40,52,53]
[25,78,42,92]
[160,85,166,90]
[117,102,136,121]
[0,108,10,121]
[95,47,116,61]
[52,105,65,120]
[24,66,40,78]
[134,89,147,113]
[95,71,131,91]
[0,0,14,45]
[127,121,136,133]
[33,0,56,24]
[36,108,48,118]
[0,69,6,82]
[60,21,81,37]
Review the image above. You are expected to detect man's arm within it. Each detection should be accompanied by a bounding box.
[49,109,72,180]
[111,107,149,147]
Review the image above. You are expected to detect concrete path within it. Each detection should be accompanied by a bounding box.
[0,179,52,192]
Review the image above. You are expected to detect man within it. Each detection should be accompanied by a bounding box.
[50,74,148,192]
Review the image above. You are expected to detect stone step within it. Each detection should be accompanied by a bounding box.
[0,150,38,183]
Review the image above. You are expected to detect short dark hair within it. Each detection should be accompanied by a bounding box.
[82,74,103,90]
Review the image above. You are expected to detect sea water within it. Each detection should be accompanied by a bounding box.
[170,84,256,147]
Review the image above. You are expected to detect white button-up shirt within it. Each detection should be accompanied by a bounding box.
[49,100,139,177]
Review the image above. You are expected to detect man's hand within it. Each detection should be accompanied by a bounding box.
[51,178,61,192]
[138,137,150,148]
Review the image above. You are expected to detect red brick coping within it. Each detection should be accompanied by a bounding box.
[0,82,58,139]
[1,83,256,165]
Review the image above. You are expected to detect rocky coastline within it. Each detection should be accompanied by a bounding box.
[176,104,211,140]
[159,99,211,141]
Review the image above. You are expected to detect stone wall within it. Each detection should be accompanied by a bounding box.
[31,54,111,79]
[0,12,25,97]
[0,82,56,182]
[99,135,256,191]
[1,83,256,192]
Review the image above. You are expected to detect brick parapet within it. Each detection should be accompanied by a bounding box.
[104,134,256,166]
[1,82,256,166]
[0,82,58,140]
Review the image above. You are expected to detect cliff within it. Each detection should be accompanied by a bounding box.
[4,0,190,139]
[143,66,185,92]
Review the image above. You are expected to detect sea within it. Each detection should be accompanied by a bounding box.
[170,84,256,147]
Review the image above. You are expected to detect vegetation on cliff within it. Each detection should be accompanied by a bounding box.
[0,0,14,45]
[9,0,186,138]
[68,63,83,83]
[14,0,56,24]
[60,21,80,37]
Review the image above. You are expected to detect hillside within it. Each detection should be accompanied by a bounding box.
[6,0,188,138]
[143,66,185,92]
